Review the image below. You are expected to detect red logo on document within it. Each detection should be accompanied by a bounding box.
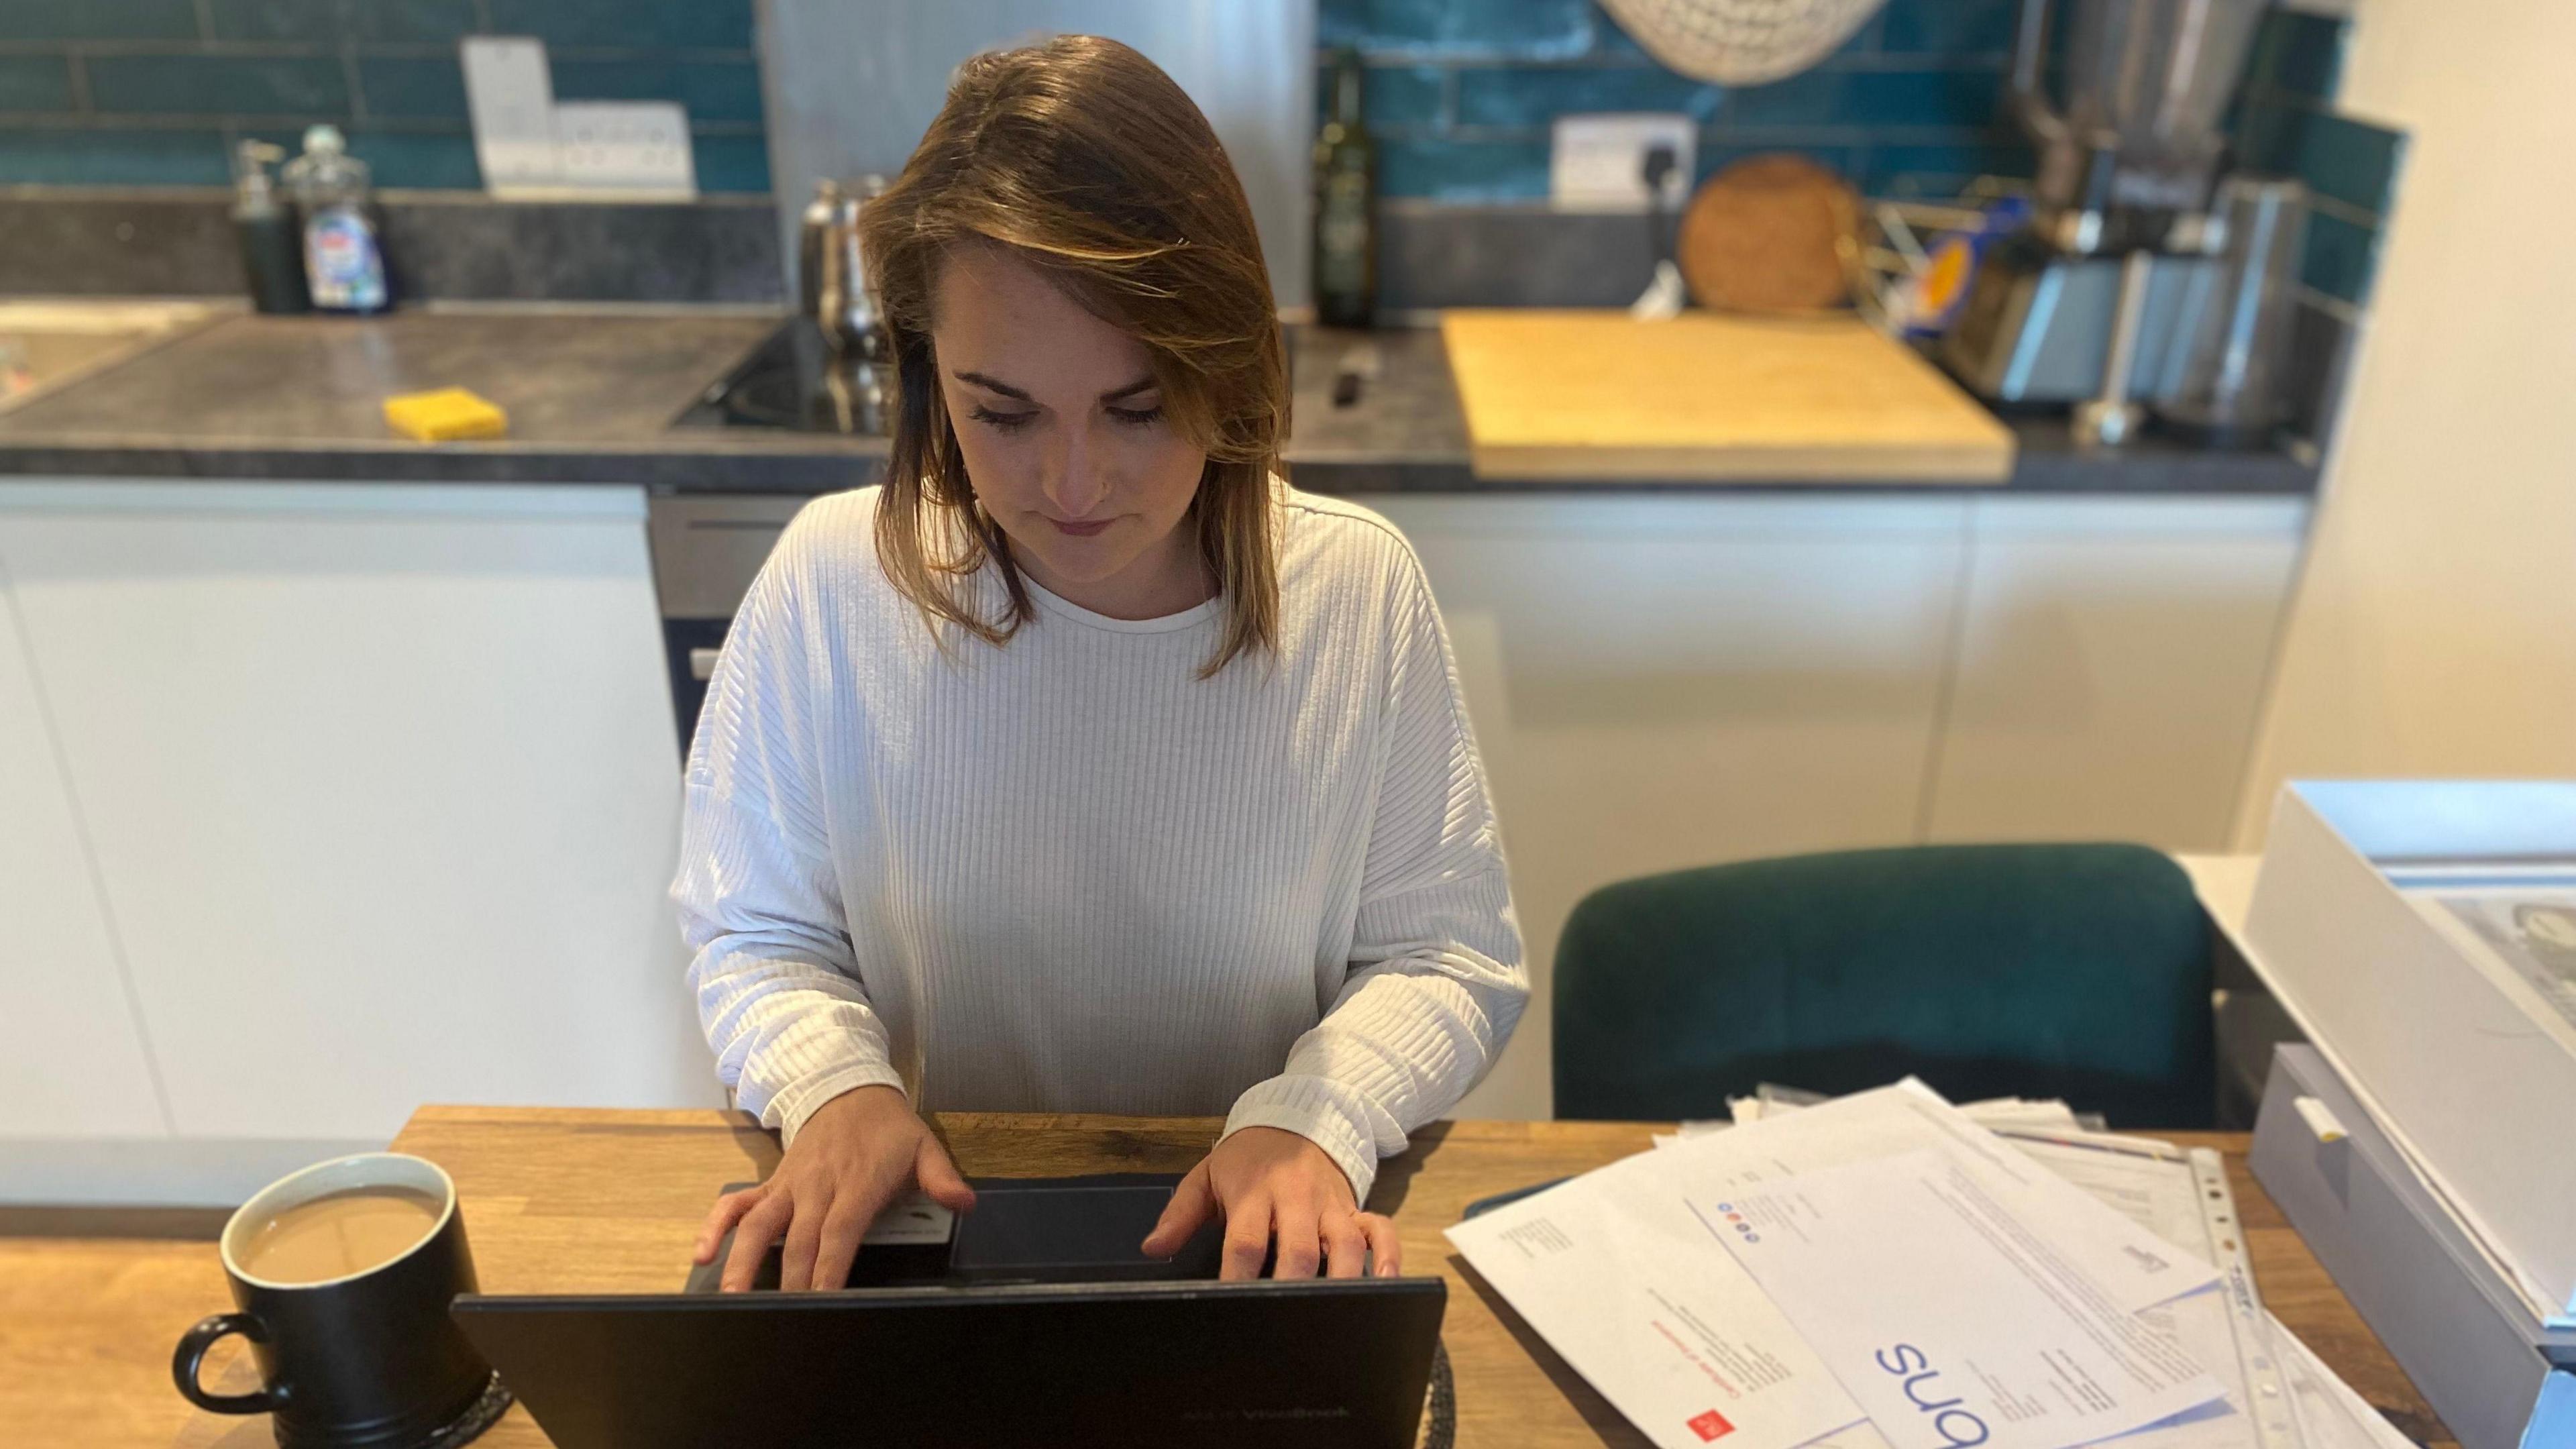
[1688,1409,1735,1440]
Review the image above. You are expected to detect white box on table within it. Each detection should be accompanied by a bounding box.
[2244,780,2576,1323]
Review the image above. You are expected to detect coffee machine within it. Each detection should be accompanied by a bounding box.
[1941,0,2267,443]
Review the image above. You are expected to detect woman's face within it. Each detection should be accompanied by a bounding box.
[932,244,1209,610]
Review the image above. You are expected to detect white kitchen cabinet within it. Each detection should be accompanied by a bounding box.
[1368,491,2308,1120]
[1369,494,1974,1120]
[0,572,169,1145]
[0,482,716,1193]
[1924,497,2310,851]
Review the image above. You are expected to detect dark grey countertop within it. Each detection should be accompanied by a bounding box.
[0,306,2317,496]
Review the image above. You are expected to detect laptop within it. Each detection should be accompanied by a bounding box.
[451,1173,1447,1449]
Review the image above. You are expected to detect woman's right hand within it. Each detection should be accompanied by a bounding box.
[692,1084,977,1291]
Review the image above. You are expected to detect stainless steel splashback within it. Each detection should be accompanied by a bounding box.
[755,0,1314,307]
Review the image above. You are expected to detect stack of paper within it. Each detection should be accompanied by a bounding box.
[1663,1088,2105,1144]
[1446,1081,2411,1449]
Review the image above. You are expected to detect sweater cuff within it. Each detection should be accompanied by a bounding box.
[1224,1076,1391,1208]
[765,1060,910,1148]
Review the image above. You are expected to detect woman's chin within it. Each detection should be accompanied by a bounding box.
[1009,530,1135,588]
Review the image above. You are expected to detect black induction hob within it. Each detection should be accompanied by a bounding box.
[672,317,890,435]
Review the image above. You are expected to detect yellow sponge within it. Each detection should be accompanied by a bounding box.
[384,387,508,442]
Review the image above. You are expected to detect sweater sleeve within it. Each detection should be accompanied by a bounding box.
[671,530,906,1143]
[1224,547,1529,1205]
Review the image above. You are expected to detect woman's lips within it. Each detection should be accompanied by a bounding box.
[1047,516,1115,537]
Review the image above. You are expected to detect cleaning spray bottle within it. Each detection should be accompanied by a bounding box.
[282,124,389,315]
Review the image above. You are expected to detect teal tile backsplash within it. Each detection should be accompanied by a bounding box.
[333,1,485,46]
[2228,5,2404,305]
[0,1,199,43]
[1337,0,2403,311]
[1329,0,1599,59]
[2297,211,2381,308]
[1323,0,2032,202]
[0,129,233,186]
[1453,63,1726,126]
[2239,7,2347,104]
[85,56,352,115]
[356,57,476,121]
[551,58,767,125]
[2241,104,2403,219]
[1877,0,2019,56]
[0,0,768,193]
[485,0,754,51]
[1363,66,1448,128]
[0,56,77,113]
[207,0,360,44]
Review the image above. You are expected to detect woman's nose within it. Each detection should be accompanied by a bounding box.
[1042,425,1112,518]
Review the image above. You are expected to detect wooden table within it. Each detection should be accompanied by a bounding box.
[177,1108,2453,1448]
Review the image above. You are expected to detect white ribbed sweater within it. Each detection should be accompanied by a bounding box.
[671,484,1526,1201]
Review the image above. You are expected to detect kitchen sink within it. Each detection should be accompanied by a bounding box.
[0,299,228,413]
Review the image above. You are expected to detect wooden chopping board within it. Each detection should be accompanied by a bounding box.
[1442,309,2015,483]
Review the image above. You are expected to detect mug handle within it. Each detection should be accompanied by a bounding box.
[172,1312,282,1414]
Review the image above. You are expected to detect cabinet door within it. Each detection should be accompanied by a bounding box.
[1371,494,1972,1120]
[0,482,716,1144]
[0,561,169,1141]
[1925,497,2310,851]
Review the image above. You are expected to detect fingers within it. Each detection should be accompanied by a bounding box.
[1358,1212,1403,1277]
[788,1167,905,1293]
[807,1193,874,1293]
[1140,1161,1216,1258]
[694,1186,763,1265]
[1272,1202,1323,1280]
[720,1190,792,1293]
[1221,1195,1274,1281]
[1323,1216,1369,1280]
[913,1135,978,1215]
[777,1187,825,1292]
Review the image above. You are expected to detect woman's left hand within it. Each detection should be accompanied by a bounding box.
[1141,1126,1402,1281]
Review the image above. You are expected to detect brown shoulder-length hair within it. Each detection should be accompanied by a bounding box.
[859,35,1286,677]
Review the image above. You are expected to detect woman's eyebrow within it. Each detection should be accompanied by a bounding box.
[952,370,1032,401]
[1099,375,1158,403]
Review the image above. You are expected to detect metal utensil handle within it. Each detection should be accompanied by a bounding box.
[2009,0,2065,143]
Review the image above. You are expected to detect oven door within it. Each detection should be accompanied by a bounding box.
[647,494,807,757]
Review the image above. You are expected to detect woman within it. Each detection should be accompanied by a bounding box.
[676,36,1525,1293]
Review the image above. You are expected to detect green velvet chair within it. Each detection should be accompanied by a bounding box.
[1552,843,2216,1128]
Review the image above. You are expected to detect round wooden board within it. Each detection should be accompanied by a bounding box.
[1676,153,1860,314]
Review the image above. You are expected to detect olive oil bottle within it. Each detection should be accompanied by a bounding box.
[1312,48,1377,328]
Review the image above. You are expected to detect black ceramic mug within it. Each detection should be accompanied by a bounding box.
[173,1153,511,1449]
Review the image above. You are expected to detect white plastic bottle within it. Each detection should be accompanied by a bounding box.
[282,124,389,315]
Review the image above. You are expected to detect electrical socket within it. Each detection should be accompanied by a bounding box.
[460,36,559,194]
[553,101,697,199]
[1550,113,1697,211]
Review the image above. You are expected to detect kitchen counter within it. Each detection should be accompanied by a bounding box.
[0,308,867,491]
[0,306,2318,495]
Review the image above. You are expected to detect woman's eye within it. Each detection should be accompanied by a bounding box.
[1107,405,1164,429]
[970,405,1038,432]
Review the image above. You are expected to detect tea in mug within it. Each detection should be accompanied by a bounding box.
[236,1186,445,1285]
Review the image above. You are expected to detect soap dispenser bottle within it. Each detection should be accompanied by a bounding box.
[282,124,389,315]
[230,140,309,315]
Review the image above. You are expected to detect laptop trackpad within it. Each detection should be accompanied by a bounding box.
[951,1175,1224,1283]
[682,1173,1226,1291]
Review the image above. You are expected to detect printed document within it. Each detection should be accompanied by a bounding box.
[1649,1082,2218,1313]
[1446,1153,1871,1449]
[1689,1110,2283,1449]
[2000,1136,2273,1449]
[1705,1150,2225,1449]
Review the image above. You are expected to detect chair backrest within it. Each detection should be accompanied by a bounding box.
[1552,843,2215,1127]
